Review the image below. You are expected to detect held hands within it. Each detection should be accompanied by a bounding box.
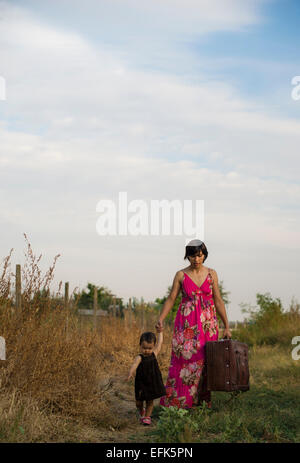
[155,319,164,332]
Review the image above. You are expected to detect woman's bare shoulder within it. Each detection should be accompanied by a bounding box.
[208,267,217,275]
[176,267,190,284]
[208,268,218,282]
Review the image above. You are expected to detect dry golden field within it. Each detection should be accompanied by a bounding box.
[0,240,299,443]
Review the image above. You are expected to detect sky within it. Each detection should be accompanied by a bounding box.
[0,0,300,321]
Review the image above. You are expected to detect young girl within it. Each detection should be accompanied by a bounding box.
[127,328,166,425]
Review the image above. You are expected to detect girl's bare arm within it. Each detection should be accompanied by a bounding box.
[126,355,142,381]
[153,332,163,357]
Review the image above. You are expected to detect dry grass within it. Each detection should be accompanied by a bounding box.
[0,235,175,441]
[0,311,173,442]
[2,236,297,443]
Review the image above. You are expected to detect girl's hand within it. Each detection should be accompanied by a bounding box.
[126,373,133,381]
[155,319,163,332]
[222,328,232,339]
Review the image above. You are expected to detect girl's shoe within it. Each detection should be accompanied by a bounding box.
[141,416,151,426]
[136,407,146,422]
[140,407,146,422]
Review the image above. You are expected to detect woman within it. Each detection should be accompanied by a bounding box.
[156,239,231,409]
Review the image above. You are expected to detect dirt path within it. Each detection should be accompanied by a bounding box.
[94,375,160,443]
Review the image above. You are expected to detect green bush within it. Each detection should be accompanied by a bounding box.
[153,406,199,443]
[234,294,300,347]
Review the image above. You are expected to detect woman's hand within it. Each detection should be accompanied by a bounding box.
[155,319,163,332]
[222,328,232,339]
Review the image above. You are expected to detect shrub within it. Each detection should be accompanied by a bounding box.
[235,293,300,346]
[153,406,199,443]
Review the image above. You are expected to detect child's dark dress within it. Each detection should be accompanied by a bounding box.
[135,353,166,401]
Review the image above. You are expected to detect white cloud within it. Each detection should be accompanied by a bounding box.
[112,0,264,32]
[17,0,265,40]
[0,0,299,320]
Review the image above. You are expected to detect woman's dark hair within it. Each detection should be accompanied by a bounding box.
[139,332,156,345]
[184,242,208,262]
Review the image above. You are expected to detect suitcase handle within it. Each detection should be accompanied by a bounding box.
[220,336,236,341]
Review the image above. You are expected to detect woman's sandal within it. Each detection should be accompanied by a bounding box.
[141,416,151,426]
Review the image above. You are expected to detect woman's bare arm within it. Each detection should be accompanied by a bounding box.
[157,272,182,325]
[211,269,230,331]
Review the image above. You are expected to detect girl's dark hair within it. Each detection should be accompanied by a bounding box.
[139,332,156,345]
[184,242,208,262]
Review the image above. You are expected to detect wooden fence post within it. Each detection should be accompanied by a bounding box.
[64,282,69,309]
[113,297,116,317]
[15,264,22,315]
[93,286,98,331]
[141,302,145,330]
[65,282,69,337]
[124,298,130,330]
[128,297,132,328]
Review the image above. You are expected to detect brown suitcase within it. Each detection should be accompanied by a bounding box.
[205,339,250,392]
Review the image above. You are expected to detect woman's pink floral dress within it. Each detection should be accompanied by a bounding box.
[160,269,219,409]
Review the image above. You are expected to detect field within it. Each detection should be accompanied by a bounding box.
[0,313,299,443]
[0,242,299,443]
